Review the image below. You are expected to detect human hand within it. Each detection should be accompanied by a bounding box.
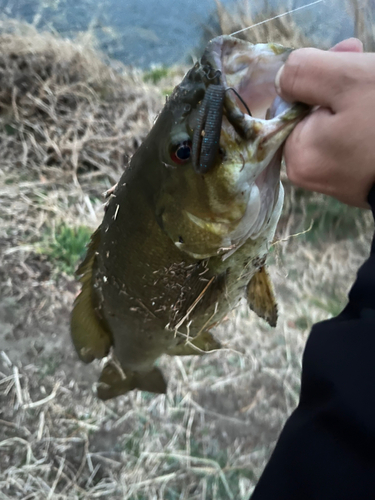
[275,38,375,208]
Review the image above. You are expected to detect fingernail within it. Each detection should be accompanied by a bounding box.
[275,64,284,95]
[345,37,363,51]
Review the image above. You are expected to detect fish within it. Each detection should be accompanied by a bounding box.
[71,35,310,400]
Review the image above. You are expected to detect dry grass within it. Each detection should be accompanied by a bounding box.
[0,3,374,499]
[0,20,164,371]
[345,0,375,51]
[0,20,162,186]
[203,0,330,48]
[1,235,372,499]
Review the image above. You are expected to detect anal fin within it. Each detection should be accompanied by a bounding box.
[247,266,278,327]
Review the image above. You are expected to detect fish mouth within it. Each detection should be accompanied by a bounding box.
[193,36,310,174]
[160,37,311,260]
[204,35,292,120]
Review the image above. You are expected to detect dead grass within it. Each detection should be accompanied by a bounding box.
[0,3,374,498]
[345,0,375,51]
[0,20,163,186]
[1,234,372,499]
[203,0,330,48]
[0,20,164,360]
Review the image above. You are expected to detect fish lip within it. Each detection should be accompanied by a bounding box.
[201,35,302,134]
[258,103,310,144]
[198,35,312,202]
[201,36,237,90]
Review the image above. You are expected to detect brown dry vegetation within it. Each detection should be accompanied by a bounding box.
[203,0,317,48]
[0,2,374,499]
[345,0,375,51]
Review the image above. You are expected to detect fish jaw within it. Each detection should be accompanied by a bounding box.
[203,35,294,119]
[202,35,311,173]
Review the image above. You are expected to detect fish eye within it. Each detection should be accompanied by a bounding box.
[170,140,192,165]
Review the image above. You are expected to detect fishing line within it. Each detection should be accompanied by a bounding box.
[225,87,252,116]
[229,0,325,36]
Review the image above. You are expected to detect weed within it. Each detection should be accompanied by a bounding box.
[143,66,169,84]
[304,198,367,242]
[4,123,17,135]
[39,223,92,276]
[310,296,346,318]
[308,280,348,317]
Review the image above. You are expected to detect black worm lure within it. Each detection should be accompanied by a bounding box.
[192,84,225,174]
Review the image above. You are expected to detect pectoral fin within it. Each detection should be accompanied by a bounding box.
[70,227,112,363]
[97,361,167,400]
[247,266,278,327]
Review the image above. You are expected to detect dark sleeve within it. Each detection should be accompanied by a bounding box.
[251,186,375,500]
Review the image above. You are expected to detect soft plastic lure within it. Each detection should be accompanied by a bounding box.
[192,84,225,174]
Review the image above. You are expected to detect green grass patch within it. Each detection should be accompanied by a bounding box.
[4,123,17,135]
[143,66,170,84]
[310,296,345,318]
[39,223,92,275]
[38,356,60,378]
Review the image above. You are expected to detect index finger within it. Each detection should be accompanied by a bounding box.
[329,38,363,53]
[275,49,369,110]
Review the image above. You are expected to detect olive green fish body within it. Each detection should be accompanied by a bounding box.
[71,36,310,399]
[91,179,266,367]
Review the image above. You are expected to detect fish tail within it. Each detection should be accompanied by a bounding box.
[97,361,167,400]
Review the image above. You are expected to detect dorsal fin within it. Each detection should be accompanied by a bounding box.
[71,226,113,363]
[247,266,278,327]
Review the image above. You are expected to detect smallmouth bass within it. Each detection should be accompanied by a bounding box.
[71,36,309,400]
